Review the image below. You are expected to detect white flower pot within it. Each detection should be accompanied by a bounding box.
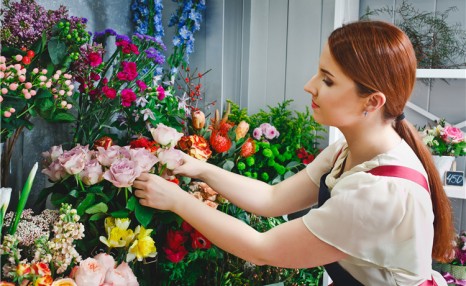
[432,155,456,183]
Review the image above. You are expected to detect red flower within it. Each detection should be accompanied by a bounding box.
[136,80,147,92]
[116,40,140,55]
[296,147,307,159]
[102,86,117,99]
[181,221,194,233]
[121,88,136,107]
[32,262,51,276]
[117,61,138,81]
[88,52,103,67]
[167,177,180,185]
[130,137,158,152]
[164,246,188,263]
[210,131,232,153]
[190,230,211,249]
[166,229,188,251]
[303,154,315,165]
[93,136,113,150]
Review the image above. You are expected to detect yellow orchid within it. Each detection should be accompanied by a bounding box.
[126,226,157,262]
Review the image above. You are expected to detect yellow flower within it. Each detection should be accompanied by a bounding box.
[99,222,134,248]
[126,226,157,262]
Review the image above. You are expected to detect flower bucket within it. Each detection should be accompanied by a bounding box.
[432,155,456,183]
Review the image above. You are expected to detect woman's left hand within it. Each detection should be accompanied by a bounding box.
[133,173,184,211]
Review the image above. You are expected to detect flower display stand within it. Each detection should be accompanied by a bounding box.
[432,155,456,182]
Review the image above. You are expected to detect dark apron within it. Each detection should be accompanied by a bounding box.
[318,171,364,286]
[317,167,437,286]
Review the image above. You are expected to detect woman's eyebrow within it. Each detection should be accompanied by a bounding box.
[320,68,335,78]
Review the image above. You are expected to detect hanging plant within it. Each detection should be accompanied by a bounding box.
[361,0,466,69]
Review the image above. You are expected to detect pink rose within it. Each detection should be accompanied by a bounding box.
[150,123,183,148]
[96,146,131,167]
[442,126,465,144]
[41,145,64,164]
[93,253,115,274]
[58,145,90,175]
[103,158,142,188]
[156,148,184,170]
[74,258,105,286]
[114,262,138,286]
[129,148,159,172]
[42,160,68,182]
[80,159,104,185]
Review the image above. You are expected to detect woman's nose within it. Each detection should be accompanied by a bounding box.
[304,75,317,96]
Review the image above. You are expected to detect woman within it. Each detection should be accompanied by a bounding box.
[134,20,454,285]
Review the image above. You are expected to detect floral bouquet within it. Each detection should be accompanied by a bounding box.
[419,119,466,157]
[434,231,466,285]
[0,0,88,186]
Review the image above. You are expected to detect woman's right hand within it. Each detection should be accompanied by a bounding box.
[172,152,208,179]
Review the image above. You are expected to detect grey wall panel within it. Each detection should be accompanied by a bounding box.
[285,0,323,113]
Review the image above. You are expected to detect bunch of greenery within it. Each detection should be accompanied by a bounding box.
[361,0,466,69]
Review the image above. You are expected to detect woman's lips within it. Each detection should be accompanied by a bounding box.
[311,101,319,109]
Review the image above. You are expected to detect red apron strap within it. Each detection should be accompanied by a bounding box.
[366,165,430,193]
[418,276,438,286]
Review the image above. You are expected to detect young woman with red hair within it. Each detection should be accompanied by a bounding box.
[135,21,454,285]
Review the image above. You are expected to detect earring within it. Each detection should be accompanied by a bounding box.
[363,111,368,117]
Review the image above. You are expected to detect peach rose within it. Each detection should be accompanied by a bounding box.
[150,123,183,148]
[74,258,106,286]
[235,120,249,140]
[51,278,77,286]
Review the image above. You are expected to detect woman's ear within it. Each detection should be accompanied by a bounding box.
[364,92,386,112]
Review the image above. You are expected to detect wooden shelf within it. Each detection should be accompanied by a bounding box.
[417,69,466,79]
[445,184,466,199]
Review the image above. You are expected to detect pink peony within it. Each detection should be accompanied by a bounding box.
[156,148,184,170]
[442,126,465,144]
[129,148,159,172]
[103,158,142,188]
[150,123,183,148]
[58,145,90,175]
[114,262,138,286]
[74,258,106,286]
[79,159,104,186]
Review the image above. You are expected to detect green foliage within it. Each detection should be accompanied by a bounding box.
[361,0,466,69]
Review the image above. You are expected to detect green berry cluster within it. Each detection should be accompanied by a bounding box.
[235,140,295,183]
[57,20,90,47]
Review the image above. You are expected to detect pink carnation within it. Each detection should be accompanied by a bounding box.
[88,52,103,67]
[121,89,137,107]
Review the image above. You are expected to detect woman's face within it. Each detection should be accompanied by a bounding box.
[304,43,367,128]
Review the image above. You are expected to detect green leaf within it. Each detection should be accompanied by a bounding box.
[8,163,38,235]
[110,209,130,218]
[52,112,75,122]
[85,202,108,214]
[135,200,155,227]
[126,195,137,211]
[89,212,107,221]
[284,170,295,179]
[48,38,67,65]
[222,160,234,172]
[77,193,96,216]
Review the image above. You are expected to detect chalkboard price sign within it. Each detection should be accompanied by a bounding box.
[445,171,464,186]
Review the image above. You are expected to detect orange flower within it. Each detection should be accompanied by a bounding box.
[0,282,16,286]
[35,275,53,286]
[240,138,256,158]
[32,262,51,276]
[16,264,32,276]
[93,136,113,150]
[178,135,212,161]
[51,278,77,286]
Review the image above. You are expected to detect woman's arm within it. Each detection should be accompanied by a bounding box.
[173,153,319,217]
[133,173,345,268]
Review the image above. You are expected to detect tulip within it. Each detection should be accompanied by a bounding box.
[192,110,205,130]
[235,120,250,140]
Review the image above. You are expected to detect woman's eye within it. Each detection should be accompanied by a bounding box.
[322,77,333,86]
